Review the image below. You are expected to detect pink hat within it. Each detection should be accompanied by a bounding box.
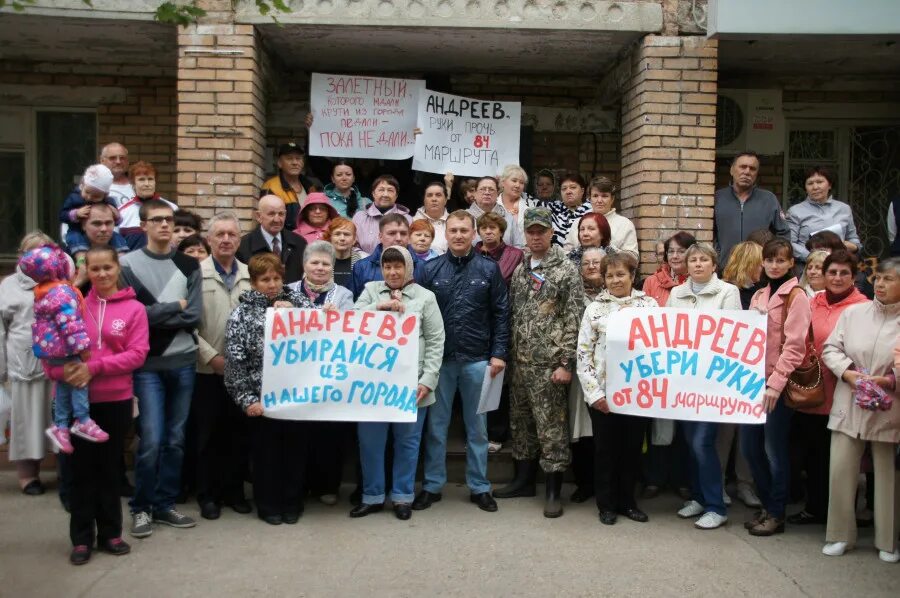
[82,164,113,194]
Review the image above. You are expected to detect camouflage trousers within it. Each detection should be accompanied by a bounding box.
[509,363,571,473]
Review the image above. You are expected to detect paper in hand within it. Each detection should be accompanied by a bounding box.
[476,368,505,414]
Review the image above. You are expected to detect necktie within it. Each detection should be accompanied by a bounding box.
[272,236,281,258]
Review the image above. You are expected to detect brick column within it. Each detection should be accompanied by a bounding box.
[618,35,718,274]
[176,8,265,226]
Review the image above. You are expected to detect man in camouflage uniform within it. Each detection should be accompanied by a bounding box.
[493,207,584,518]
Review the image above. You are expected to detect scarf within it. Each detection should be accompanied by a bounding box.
[300,274,334,305]
[825,286,854,305]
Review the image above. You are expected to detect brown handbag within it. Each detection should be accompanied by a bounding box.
[779,288,826,409]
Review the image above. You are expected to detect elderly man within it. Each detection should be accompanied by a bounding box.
[260,142,321,232]
[714,151,789,266]
[194,213,252,521]
[493,207,583,518]
[467,176,522,248]
[237,194,306,283]
[350,213,425,298]
[415,210,509,513]
[99,142,135,207]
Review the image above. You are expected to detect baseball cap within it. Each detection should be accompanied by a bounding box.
[524,207,553,230]
[276,142,304,157]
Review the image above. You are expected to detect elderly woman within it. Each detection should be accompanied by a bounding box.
[225,253,315,525]
[642,231,696,307]
[788,251,869,528]
[566,177,639,260]
[351,246,445,520]
[324,160,369,218]
[260,142,321,232]
[533,168,559,203]
[577,252,657,524]
[788,166,862,265]
[567,247,606,504]
[467,176,521,248]
[285,240,353,506]
[352,175,412,254]
[799,250,829,296]
[722,241,764,310]
[550,172,592,248]
[324,217,367,290]
[43,246,149,564]
[409,219,440,262]
[0,231,56,495]
[294,192,339,245]
[474,212,524,287]
[413,181,449,254]
[742,238,812,537]
[498,165,538,246]
[568,213,612,267]
[667,243,742,530]
[821,258,899,563]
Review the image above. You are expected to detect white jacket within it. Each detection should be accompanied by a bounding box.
[0,270,44,382]
[665,274,742,311]
[576,289,659,406]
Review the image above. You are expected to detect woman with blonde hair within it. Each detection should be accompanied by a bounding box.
[324,217,367,289]
[1,231,56,495]
[722,241,764,310]
[799,250,829,297]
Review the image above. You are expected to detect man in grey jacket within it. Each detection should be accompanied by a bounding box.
[714,152,789,266]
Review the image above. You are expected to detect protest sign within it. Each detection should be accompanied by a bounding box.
[412,90,521,177]
[605,308,768,424]
[261,308,420,422]
[309,73,425,159]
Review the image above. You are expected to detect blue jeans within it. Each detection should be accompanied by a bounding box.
[423,360,491,495]
[130,365,195,514]
[49,356,90,428]
[741,397,793,518]
[357,408,427,505]
[682,421,726,516]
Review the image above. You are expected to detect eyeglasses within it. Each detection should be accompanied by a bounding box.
[582,260,603,267]
[144,216,174,224]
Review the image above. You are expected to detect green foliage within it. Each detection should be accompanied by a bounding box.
[0,0,290,25]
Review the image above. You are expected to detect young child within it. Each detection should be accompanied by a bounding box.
[60,164,128,258]
[409,219,439,261]
[177,234,211,261]
[18,245,108,454]
[118,161,178,250]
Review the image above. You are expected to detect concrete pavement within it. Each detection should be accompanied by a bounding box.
[0,473,897,597]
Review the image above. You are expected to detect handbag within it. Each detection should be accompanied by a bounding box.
[779,287,826,409]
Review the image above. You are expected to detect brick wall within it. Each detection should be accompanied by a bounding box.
[0,63,177,198]
[618,35,718,272]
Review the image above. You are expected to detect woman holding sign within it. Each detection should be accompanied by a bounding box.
[352,246,445,521]
[743,238,812,537]
[821,257,899,563]
[224,253,315,526]
[576,252,657,525]
[666,243,742,530]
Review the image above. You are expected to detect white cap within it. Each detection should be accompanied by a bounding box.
[82,164,113,194]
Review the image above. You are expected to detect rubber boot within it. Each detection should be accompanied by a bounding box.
[543,472,564,518]
[492,459,537,498]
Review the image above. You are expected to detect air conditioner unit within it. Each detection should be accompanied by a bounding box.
[716,89,785,156]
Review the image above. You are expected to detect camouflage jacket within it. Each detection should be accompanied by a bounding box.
[509,244,585,369]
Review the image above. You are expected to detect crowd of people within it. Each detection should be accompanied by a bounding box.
[0,144,898,567]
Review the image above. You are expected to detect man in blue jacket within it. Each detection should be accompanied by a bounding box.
[414,210,510,513]
[350,213,425,298]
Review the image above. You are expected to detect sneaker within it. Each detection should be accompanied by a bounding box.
[695,512,728,530]
[130,511,153,538]
[723,490,732,506]
[318,494,338,506]
[70,545,91,565]
[70,418,109,443]
[99,537,131,556]
[677,500,704,518]
[45,426,74,454]
[878,549,899,563]
[694,511,728,529]
[153,508,196,528]
[488,441,502,453]
[737,485,762,508]
[822,541,850,557]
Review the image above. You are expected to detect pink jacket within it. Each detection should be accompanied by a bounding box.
[750,277,812,394]
[351,202,412,254]
[807,289,869,415]
[294,192,339,245]
[44,286,149,403]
